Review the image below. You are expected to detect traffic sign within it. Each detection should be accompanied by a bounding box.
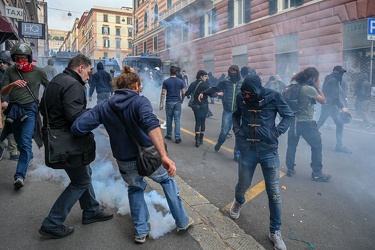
[368,18,375,40]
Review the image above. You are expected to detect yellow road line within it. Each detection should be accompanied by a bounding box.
[158,117,285,210]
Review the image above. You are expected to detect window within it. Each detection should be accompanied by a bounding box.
[127,17,132,25]
[104,52,108,58]
[153,36,158,51]
[166,30,171,48]
[135,19,139,34]
[235,0,245,25]
[116,16,121,24]
[135,45,138,55]
[116,39,121,49]
[183,22,189,43]
[167,0,172,9]
[128,28,133,37]
[116,28,121,36]
[229,0,251,27]
[205,9,217,35]
[143,41,147,53]
[116,52,121,59]
[104,39,110,48]
[103,14,108,22]
[270,0,303,15]
[154,4,159,25]
[128,41,132,49]
[102,27,110,35]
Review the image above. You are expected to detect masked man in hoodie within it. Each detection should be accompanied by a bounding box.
[229,75,293,250]
[198,65,242,161]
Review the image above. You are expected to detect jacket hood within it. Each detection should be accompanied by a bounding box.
[108,89,139,111]
[97,62,104,70]
[241,75,265,101]
[227,65,241,79]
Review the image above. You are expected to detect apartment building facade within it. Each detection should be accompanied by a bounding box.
[133,0,375,94]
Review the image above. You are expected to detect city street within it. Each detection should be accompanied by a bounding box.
[0,96,374,250]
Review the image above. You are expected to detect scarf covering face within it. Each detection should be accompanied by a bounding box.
[241,75,265,102]
[15,59,35,72]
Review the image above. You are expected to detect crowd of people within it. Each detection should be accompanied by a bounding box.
[0,42,373,250]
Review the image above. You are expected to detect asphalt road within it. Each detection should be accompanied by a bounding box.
[153,99,375,250]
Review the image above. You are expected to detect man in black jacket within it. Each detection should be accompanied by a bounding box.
[89,62,113,104]
[317,66,352,154]
[39,54,112,239]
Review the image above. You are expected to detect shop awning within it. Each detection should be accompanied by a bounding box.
[0,16,18,44]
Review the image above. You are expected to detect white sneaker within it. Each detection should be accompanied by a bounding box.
[269,230,287,250]
[229,199,242,219]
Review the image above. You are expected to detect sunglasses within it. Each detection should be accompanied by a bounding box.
[0,61,5,64]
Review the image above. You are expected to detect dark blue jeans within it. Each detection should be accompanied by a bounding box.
[235,148,282,233]
[165,102,182,140]
[42,165,100,228]
[217,110,240,158]
[285,121,323,173]
[12,103,37,180]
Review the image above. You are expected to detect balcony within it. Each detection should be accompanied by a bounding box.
[159,0,213,23]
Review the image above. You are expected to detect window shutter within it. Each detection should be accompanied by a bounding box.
[102,27,104,34]
[212,8,217,34]
[244,0,251,23]
[269,0,278,15]
[228,0,234,28]
[200,15,205,38]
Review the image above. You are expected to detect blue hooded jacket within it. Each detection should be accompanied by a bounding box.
[71,89,160,161]
[233,75,294,153]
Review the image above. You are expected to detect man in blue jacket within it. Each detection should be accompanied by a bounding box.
[230,75,293,250]
[72,66,193,244]
[89,62,113,104]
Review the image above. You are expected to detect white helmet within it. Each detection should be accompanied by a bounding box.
[155,67,160,71]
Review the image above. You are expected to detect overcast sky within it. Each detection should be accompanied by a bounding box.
[44,0,133,31]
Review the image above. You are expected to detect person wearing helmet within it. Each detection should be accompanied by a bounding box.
[0,43,49,189]
[43,58,58,81]
[317,65,352,154]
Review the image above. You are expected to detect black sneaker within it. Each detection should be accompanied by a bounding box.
[175,139,182,144]
[0,146,4,161]
[164,135,172,140]
[286,169,296,177]
[214,143,221,152]
[82,210,113,224]
[39,225,74,239]
[311,171,331,181]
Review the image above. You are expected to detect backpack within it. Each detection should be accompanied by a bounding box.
[282,83,302,115]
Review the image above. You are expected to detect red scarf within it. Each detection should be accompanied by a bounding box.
[15,59,35,72]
